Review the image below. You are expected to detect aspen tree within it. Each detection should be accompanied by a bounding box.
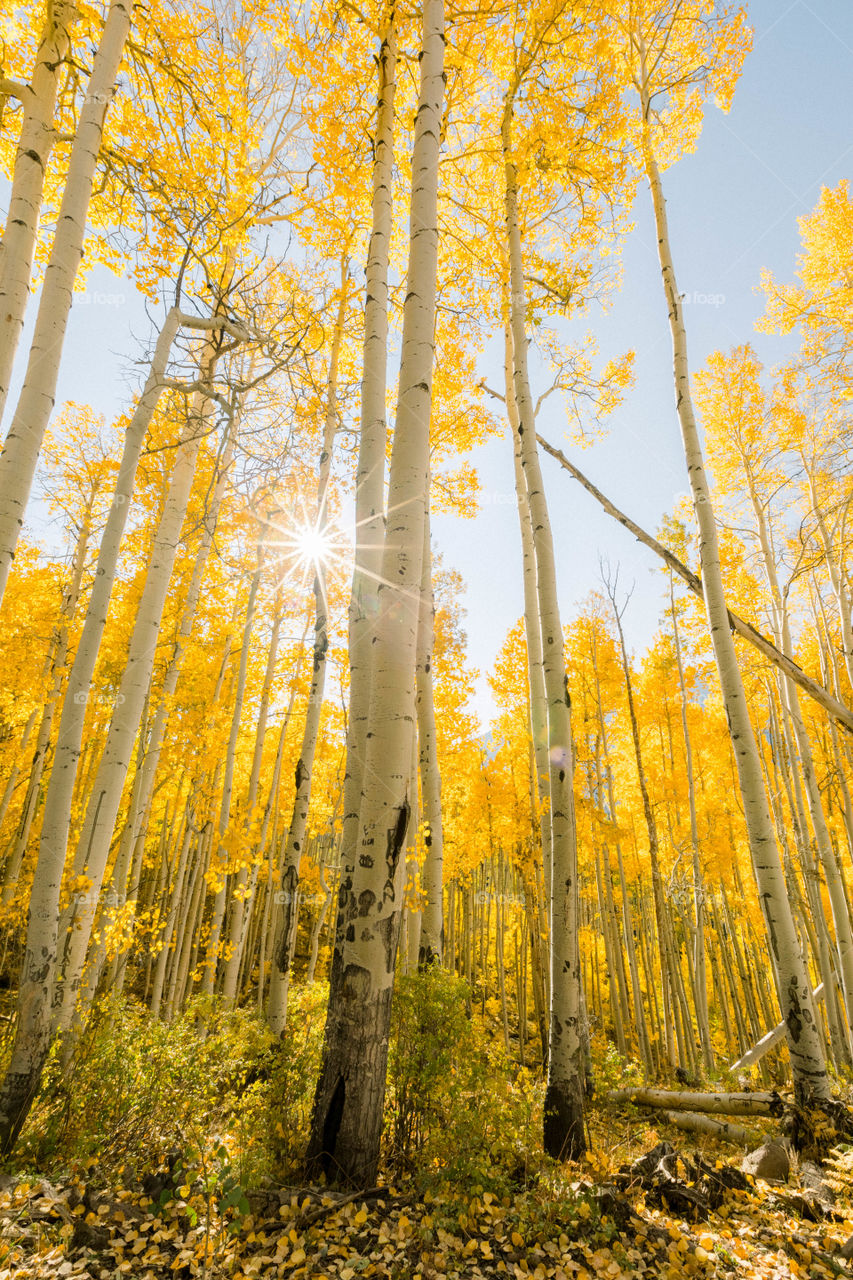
[668,572,714,1072]
[306,0,445,1186]
[0,0,133,607]
[0,0,79,423]
[0,305,192,1153]
[624,0,831,1101]
[200,533,264,997]
[416,506,444,966]
[333,4,396,984]
[503,78,586,1161]
[267,268,349,1032]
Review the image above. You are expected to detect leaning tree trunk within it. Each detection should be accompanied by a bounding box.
[503,94,585,1159]
[54,355,219,1040]
[0,0,132,607]
[641,102,831,1104]
[0,305,184,1155]
[305,0,444,1188]
[0,0,78,425]
[1,499,92,906]
[744,469,853,1058]
[535,435,853,737]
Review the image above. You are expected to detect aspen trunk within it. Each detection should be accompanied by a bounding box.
[306,0,444,1186]
[535,436,853,737]
[1,508,91,905]
[669,575,714,1072]
[0,306,183,1154]
[201,556,262,996]
[0,0,132,605]
[55,365,217,1037]
[641,112,831,1104]
[267,271,347,1031]
[0,1,78,423]
[221,599,283,1004]
[99,432,237,1001]
[505,327,553,904]
[332,11,396,990]
[504,100,585,1158]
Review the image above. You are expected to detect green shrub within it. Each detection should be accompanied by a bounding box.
[233,981,328,1184]
[16,994,275,1179]
[386,966,542,1196]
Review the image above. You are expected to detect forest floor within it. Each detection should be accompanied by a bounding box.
[3,1104,853,1280]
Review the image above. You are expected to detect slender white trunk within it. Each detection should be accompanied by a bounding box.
[333,11,396,980]
[745,471,853,1054]
[200,557,262,996]
[0,305,182,1153]
[221,598,283,1004]
[55,386,212,1035]
[90,432,236,1000]
[0,1,78,423]
[505,325,552,909]
[0,0,132,605]
[642,114,830,1103]
[1,509,91,905]
[504,99,585,1159]
[669,575,714,1072]
[266,272,347,1031]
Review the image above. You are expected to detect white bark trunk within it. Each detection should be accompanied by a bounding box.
[503,100,585,1158]
[0,0,132,605]
[221,597,283,1004]
[0,304,181,1153]
[333,14,396,983]
[306,0,444,1187]
[199,556,262,996]
[536,435,853,736]
[55,387,211,1035]
[641,115,830,1104]
[0,1,78,423]
[266,271,347,1031]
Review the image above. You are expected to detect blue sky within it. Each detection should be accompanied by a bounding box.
[12,0,853,724]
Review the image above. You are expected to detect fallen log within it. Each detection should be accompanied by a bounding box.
[607,1088,782,1116]
[536,436,853,737]
[729,983,825,1072]
[660,1110,754,1144]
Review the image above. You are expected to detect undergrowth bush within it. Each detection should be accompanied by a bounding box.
[387,966,542,1196]
[16,994,275,1179]
[12,973,541,1200]
[233,981,328,1184]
